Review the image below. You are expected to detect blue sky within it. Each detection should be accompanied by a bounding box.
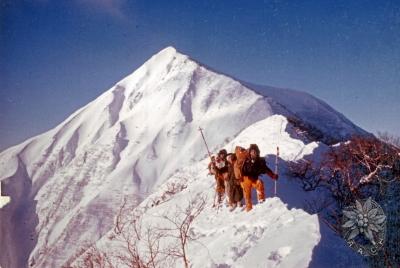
[1,0,399,151]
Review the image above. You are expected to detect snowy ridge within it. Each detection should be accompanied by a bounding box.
[70,115,321,268]
[245,83,369,144]
[0,47,367,268]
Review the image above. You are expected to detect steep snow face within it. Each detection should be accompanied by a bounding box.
[0,47,367,268]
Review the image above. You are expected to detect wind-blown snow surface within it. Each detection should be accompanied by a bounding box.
[0,47,367,268]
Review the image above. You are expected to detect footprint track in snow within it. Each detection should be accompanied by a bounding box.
[268,246,292,266]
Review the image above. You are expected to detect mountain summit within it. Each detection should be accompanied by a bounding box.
[0,47,367,268]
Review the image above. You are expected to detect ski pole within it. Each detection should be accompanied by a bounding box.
[274,146,279,196]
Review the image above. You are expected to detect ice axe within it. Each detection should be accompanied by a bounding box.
[274,146,279,196]
[198,127,212,161]
[274,119,283,197]
[198,127,218,208]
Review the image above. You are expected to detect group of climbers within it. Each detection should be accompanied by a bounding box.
[208,144,278,212]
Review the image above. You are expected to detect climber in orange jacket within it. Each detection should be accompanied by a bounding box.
[241,144,278,211]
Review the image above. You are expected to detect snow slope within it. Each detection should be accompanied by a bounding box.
[70,115,321,268]
[0,47,368,268]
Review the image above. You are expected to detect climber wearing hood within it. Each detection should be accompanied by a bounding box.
[208,155,216,175]
[241,144,278,211]
[213,149,229,205]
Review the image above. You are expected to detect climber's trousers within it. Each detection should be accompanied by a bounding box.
[240,176,265,211]
[215,174,225,202]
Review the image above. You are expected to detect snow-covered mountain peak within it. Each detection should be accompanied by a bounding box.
[0,47,369,268]
[116,46,187,92]
[155,45,178,56]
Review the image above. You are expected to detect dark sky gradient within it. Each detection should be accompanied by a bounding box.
[1,0,399,151]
